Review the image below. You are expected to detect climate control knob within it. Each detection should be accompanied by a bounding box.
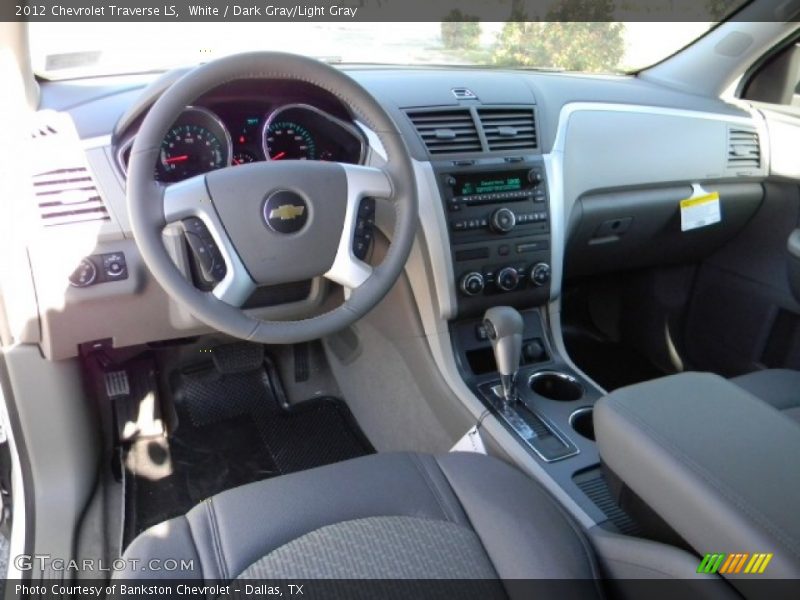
[459,272,485,296]
[490,208,516,233]
[530,262,551,287]
[496,267,520,292]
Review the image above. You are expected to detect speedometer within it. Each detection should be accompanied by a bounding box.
[264,120,316,160]
[155,107,231,183]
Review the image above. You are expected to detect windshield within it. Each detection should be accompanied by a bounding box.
[30,21,721,79]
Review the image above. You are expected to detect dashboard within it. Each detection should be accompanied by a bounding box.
[14,66,770,360]
[116,87,366,183]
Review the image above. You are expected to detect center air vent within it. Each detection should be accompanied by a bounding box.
[406,109,481,155]
[477,107,537,151]
[727,127,760,170]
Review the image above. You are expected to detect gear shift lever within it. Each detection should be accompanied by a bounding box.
[483,306,524,404]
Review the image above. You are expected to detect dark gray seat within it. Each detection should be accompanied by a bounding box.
[732,368,800,425]
[117,452,602,588]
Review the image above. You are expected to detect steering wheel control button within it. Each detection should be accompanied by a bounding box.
[185,232,214,272]
[69,258,98,288]
[181,218,227,284]
[459,272,485,296]
[353,198,376,260]
[263,190,308,234]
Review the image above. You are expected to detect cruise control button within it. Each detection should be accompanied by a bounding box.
[353,239,369,259]
[185,232,214,273]
[358,198,375,217]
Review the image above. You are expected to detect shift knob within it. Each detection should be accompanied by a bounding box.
[483,306,524,403]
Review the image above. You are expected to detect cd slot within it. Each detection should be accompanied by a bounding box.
[458,190,536,206]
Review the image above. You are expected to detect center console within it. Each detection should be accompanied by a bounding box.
[434,158,552,318]
[438,157,625,531]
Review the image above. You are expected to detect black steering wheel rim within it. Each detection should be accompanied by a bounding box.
[127,52,418,344]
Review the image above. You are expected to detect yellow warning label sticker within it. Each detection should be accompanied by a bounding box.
[680,191,721,232]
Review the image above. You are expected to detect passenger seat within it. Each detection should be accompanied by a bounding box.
[732,369,800,425]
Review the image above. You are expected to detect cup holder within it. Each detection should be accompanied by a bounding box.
[529,371,584,401]
[570,407,595,441]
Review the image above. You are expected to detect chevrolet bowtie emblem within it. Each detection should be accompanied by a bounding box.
[269,204,305,221]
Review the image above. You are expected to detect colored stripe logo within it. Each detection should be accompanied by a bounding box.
[697,553,773,574]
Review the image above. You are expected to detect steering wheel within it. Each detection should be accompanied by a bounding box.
[127,52,418,344]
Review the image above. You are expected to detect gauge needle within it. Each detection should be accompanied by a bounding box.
[271,152,286,160]
[164,155,189,164]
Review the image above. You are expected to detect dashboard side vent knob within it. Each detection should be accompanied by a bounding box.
[434,128,458,140]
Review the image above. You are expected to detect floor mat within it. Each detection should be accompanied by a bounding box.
[122,347,373,547]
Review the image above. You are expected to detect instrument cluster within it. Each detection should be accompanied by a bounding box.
[119,102,365,183]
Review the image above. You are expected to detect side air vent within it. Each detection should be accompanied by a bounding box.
[477,107,537,151]
[32,167,109,226]
[29,111,110,227]
[727,127,760,170]
[406,109,481,155]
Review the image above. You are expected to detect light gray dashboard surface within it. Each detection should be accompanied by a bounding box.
[25,65,769,359]
[40,66,751,154]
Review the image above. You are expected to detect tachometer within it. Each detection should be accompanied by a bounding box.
[262,104,364,165]
[264,120,316,161]
[155,107,231,183]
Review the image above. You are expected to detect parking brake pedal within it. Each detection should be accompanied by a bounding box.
[211,342,264,374]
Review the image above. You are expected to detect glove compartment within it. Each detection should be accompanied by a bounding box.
[566,182,763,278]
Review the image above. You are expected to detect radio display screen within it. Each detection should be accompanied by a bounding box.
[453,171,527,196]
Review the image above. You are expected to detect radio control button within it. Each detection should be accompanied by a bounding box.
[491,208,516,233]
[528,169,543,184]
